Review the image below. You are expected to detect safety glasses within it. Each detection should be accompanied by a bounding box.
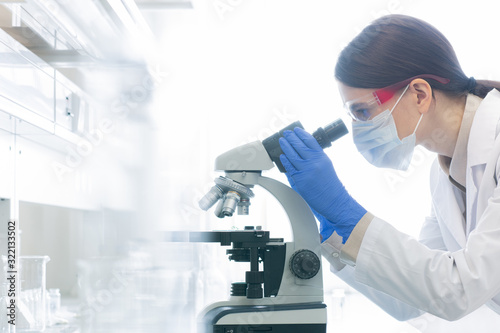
[344,74,450,121]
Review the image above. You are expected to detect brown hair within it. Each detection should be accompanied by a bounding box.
[335,14,500,98]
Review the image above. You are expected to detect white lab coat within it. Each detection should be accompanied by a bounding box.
[327,89,500,331]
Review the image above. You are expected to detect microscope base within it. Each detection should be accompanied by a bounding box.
[213,323,326,333]
[199,302,327,333]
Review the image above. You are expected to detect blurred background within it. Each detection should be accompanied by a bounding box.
[0,0,499,332]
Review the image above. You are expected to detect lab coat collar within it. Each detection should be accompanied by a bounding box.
[465,89,500,236]
[437,93,481,192]
[468,89,500,167]
[431,90,500,247]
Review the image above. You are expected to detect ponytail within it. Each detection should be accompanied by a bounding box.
[470,79,500,98]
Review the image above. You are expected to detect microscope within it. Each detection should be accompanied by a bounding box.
[183,119,347,333]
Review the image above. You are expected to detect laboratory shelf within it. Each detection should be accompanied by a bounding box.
[0,27,55,122]
[0,1,165,332]
[0,3,155,290]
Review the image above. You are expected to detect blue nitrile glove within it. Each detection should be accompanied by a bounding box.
[283,170,338,242]
[279,127,366,243]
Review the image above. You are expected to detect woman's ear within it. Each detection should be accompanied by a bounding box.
[409,78,433,114]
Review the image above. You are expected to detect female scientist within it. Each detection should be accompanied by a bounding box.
[278,14,500,326]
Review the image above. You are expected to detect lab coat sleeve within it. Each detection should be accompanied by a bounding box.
[418,204,447,251]
[322,231,425,321]
[333,264,425,321]
[353,195,500,321]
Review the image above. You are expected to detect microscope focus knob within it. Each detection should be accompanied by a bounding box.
[289,249,320,279]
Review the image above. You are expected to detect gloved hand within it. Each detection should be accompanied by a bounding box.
[283,170,337,242]
[279,127,366,243]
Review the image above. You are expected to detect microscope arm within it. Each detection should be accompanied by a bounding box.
[215,140,321,250]
[226,171,321,252]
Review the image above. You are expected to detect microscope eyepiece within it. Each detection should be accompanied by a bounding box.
[262,118,348,172]
[312,119,349,149]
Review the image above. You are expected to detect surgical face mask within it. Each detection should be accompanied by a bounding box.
[351,85,423,171]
